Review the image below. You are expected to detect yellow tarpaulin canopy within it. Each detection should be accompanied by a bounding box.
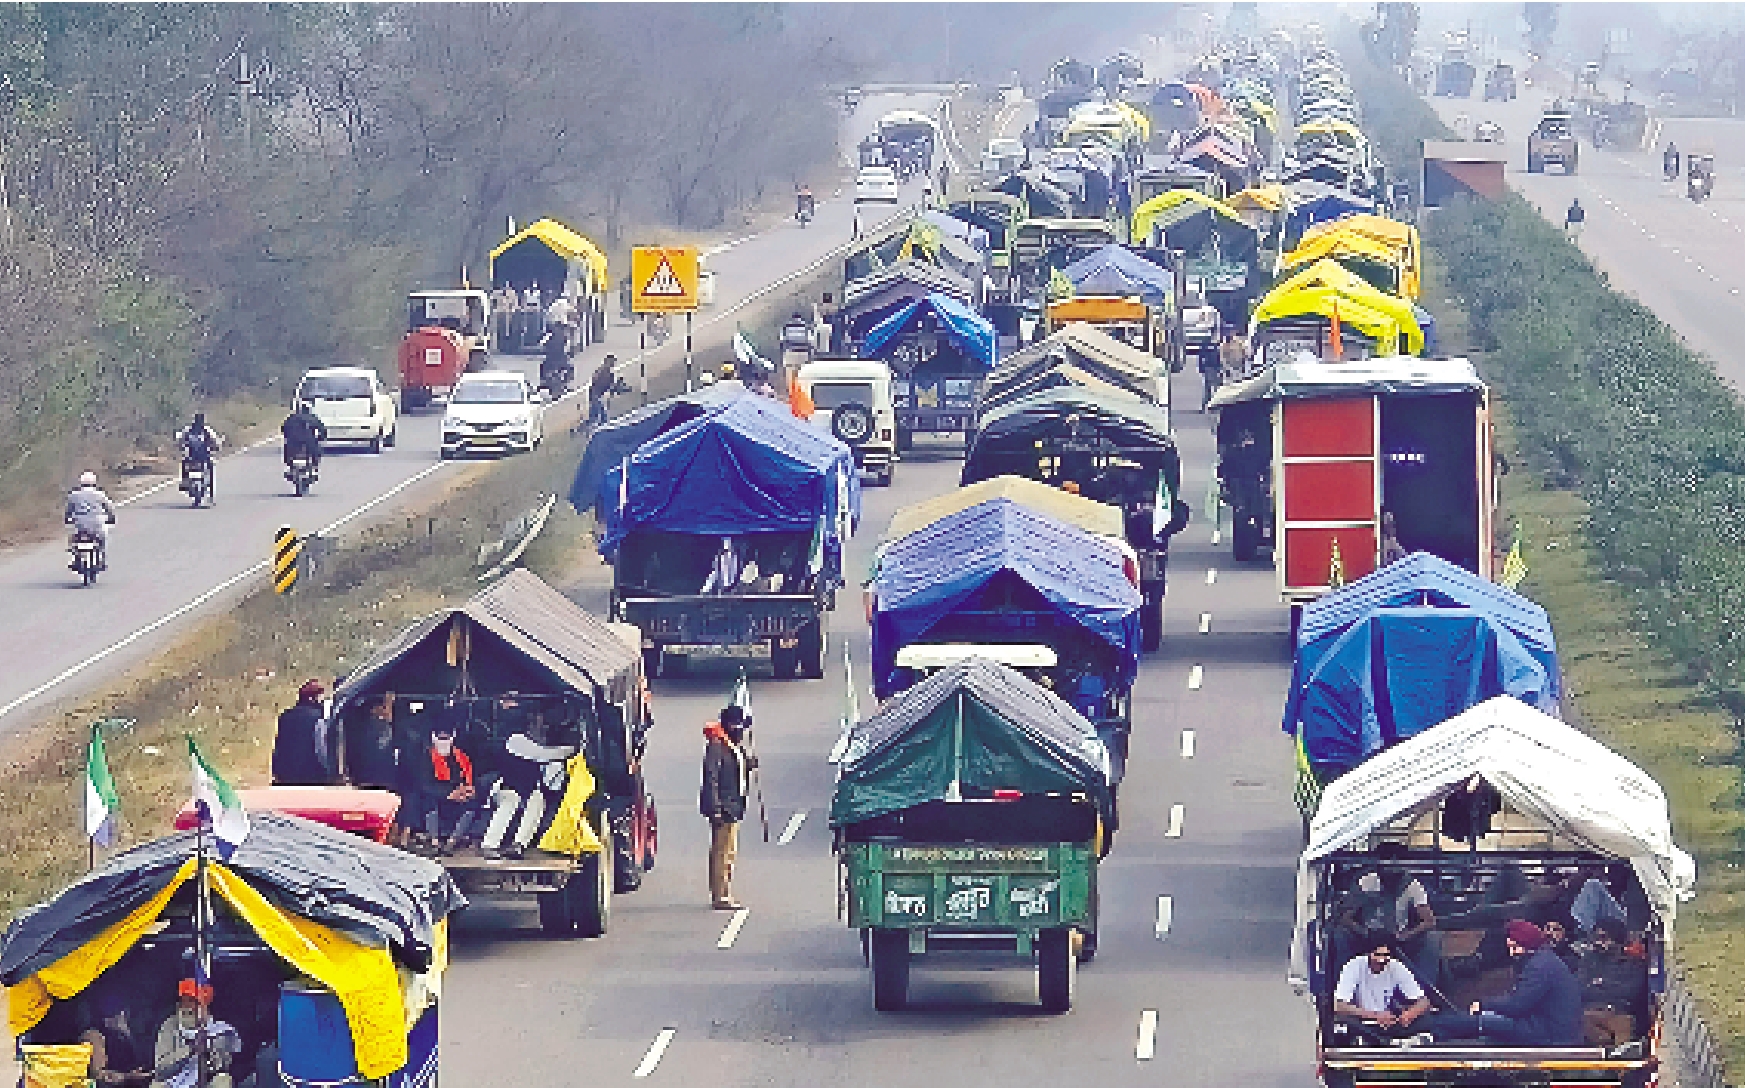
[6,858,417,1081]
[886,474,1126,546]
[537,753,606,858]
[1130,189,1243,250]
[20,1043,92,1088]
[1281,229,1413,298]
[489,218,610,292]
[1297,214,1421,298]
[1227,185,1286,213]
[1114,101,1152,143]
[1252,286,1412,354]
[1295,118,1366,149]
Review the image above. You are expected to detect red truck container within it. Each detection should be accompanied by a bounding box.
[1211,357,1494,626]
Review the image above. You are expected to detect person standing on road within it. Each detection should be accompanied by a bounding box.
[1564,198,1585,242]
[589,355,618,427]
[272,680,332,785]
[700,704,754,910]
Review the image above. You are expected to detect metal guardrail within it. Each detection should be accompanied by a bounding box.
[1665,968,1733,1088]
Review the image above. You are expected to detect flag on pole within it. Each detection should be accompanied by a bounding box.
[841,640,860,734]
[729,667,753,720]
[616,456,630,517]
[84,723,119,848]
[1151,469,1175,543]
[1328,537,1346,589]
[189,737,250,858]
[806,514,826,575]
[733,326,772,376]
[1501,529,1529,590]
[1292,725,1323,816]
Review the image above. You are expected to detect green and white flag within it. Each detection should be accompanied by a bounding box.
[729,667,753,720]
[84,723,119,847]
[189,737,250,858]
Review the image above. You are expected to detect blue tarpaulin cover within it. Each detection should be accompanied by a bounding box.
[1062,244,1175,307]
[568,382,745,516]
[870,498,1141,695]
[861,293,997,367]
[598,393,861,579]
[1286,552,1560,736]
[1293,606,1555,779]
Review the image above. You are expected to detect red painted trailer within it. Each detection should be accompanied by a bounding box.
[1210,357,1495,623]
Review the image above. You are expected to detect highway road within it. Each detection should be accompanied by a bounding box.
[0,94,934,735]
[438,379,1318,1086]
[1424,89,1745,394]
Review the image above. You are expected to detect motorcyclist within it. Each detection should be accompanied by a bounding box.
[796,185,816,222]
[539,325,573,392]
[1564,198,1585,241]
[1664,142,1680,180]
[176,412,223,470]
[65,471,116,571]
[281,402,327,476]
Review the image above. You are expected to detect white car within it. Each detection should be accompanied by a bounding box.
[441,371,544,458]
[855,165,900,204]
[295,367,397,452]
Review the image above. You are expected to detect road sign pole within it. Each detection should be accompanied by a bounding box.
[685,312,694,393]
[639,323,648,406]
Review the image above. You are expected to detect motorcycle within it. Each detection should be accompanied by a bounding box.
[1689,172,1713,202]
[540,356,575,398]
[1664,157,1680,181]
[69,530,103,586]
[286,451,317,497]
[796,202,814,228]
[179,458,212,508]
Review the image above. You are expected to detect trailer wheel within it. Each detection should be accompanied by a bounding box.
[538,890,574,936]
[1232,515,1260,562]
[1076,927,1098,964]
[798,621,826,679]
[1140,596,1164,653]
[771,639,799,680]
[1037,927,1076,1012]
[870,929,910,1011]
[573,817,613,938]
[612,806,642,893]
[640,793,658,872]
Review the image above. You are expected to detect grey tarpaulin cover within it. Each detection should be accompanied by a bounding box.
[331,567,638,717]
[1,812,464,984]
[829,658,1113,828]
[1287,695,1698,989]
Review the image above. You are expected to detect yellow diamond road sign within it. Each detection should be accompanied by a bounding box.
[631,245,700,313]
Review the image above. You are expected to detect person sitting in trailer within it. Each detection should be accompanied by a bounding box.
[150,979,241,1088]
[406,719,480,855]
[82,991,152,1086]
[480,697,579,860]
[1330,930,1433,1046]
[1578,918,1647,1047]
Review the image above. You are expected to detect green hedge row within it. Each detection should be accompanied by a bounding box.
[1350,49,1745,716]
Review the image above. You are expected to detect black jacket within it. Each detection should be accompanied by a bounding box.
[699,733,749,822]
[1486,947,1584,1045]
[282,411,327,450]
[272,702,330,785]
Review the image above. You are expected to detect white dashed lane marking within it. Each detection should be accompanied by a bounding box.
[1137,1009,1160,1060]
[717,908,751,949]
[1165,804,1184,838]
[1181,730,1196,759]
[1187,665,1203,691]
[634,1029,677,1078]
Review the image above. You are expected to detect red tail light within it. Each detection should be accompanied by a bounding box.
[993,789,1022,801]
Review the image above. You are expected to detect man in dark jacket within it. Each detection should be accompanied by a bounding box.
[281,402,328,472]
[700,705,752,910]
[1443,919,1584,1046]
[1578,918,1646,1045]
[271,680,331,785]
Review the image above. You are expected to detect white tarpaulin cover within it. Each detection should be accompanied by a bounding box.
[1289,695,1696,988]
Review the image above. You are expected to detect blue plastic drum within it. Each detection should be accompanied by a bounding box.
[278,981,361,1085]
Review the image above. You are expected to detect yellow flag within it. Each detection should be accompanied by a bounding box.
[1501,530,1528,590]
[1328,538,1346,589]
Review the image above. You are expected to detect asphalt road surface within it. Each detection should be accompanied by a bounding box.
[1425,88,1745,393]
[439,383,1318,1086]
[0,97,933,735]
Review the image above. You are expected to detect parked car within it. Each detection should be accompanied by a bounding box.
[855,165,901,204]
[295,366,397,452]
[441,371,545,458]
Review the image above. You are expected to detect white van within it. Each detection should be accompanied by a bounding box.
[796,359,897,486]
[294,367,397,452]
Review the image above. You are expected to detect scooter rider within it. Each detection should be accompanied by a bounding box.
[281,401,327,476]
[65,471,116,571]
[796,185,816,222]
[1664,141,1680,180]
[176,412,223,471]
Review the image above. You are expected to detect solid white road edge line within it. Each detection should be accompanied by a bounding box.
[633,1029,677,1078]
[777,810,807,846]
[1180,730,1196,759]
[0,461,450,725]
[1165,804,1184,839]
[1205,568,1217,585]
[717,908,751,950]
[1137,1010,1159,1060]
[827,730,851,764]
[1154,896,1174,939]
[1187,665,1203,691]
[1198,612,1211,634]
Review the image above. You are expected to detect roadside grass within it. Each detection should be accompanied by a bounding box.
[1422,259,1745,1067]
[0,427,600,924]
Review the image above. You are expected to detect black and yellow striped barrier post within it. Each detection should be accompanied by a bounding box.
[274,526,301,594]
